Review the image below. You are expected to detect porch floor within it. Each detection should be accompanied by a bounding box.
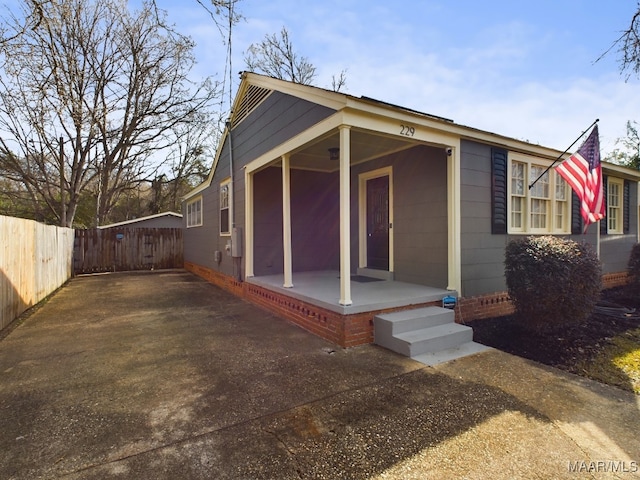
[246,270,454,315]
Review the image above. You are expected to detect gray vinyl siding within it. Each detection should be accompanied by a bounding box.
[600,180,638,274]
[182,181,220,268]
[291,170,340,272]
[253,167,283,276]
[460,140,511,296]
[253,167,340,276]
[183,90,336,277]
[460,139,640,297]
[351,145,448,288]
[232,91,335,167]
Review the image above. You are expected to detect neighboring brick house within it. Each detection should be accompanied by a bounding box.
[182,72,640,349]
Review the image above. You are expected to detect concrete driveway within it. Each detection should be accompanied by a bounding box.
[0,270,638,479]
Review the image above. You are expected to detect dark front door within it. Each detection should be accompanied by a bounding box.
[367,175,389,270]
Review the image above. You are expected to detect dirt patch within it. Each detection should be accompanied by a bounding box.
[468,287,640,394]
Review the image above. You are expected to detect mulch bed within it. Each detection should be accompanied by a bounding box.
[467,287,640,381]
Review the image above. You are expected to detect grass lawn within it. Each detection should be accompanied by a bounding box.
[577,326,640,394]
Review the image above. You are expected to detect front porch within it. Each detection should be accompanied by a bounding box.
[242,269,457,348]
[187,261,450,347]
[246,270,454,315]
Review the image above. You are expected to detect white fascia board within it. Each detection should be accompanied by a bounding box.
[341,107,459,148]
[182,176,212,201]
[601,161,640,180]
[344,98,573,161]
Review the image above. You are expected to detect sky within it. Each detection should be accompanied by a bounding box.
[152,0,640,154]
[131,1,640,155]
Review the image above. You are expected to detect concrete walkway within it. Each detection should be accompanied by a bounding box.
[0,270,638,479]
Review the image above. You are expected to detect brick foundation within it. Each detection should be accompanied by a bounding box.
[456,292,515,323]
[185,261,630,345]
[602,272,630,289]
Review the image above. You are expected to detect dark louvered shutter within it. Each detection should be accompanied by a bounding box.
[600,175,608,235]
[624,179,631,234]
[491,147,508,234]
[571,191,582,234]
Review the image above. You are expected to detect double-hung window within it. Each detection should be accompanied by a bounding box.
[554,171,569,231]
[529,164,549,230]
[186,197,203,228]
[508,155,569,234]
[607,177,623,234]
[220,178,231,235]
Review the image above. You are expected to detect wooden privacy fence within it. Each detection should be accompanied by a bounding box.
[74,227,183,274]
[0,215,75,331]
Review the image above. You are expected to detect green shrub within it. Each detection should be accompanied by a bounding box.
[627,243,640,297]
[505,236,602,333]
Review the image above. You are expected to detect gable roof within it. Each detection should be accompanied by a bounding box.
[183,72,640,200]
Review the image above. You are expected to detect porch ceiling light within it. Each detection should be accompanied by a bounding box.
[328,147,340,161]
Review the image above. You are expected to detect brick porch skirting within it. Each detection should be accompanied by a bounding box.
[184,262,442,347]
[185,262,630,346]
[602,271,630,289]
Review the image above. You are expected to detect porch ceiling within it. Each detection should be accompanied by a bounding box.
[285,129,419,172]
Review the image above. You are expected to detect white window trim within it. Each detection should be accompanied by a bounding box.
[220,177,231,236]
[507,153,570,234]
[186,196,203,228]
[607,177,624,234]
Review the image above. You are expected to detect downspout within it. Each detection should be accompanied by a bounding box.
[226,119,241,282]
[226,119,234,230]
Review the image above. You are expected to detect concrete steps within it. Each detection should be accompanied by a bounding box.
[374,306,491,366]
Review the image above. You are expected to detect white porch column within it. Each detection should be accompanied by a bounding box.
[245,169,254,277]
[282,154,293,288]
[339,126,352,306]
[447,144,462,293]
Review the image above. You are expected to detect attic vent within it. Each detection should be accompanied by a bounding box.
[233,84,272,126]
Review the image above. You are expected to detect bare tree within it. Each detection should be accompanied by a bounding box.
[598,5,640,79]
[0,145,54,222]
[244,26,317,85]
[151,112,217,214]
[0,0,220,227]
[192,0,242,37]
[0,0,50,45]
[331,69,348,93]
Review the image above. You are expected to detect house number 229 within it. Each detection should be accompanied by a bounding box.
[400,124,415,137]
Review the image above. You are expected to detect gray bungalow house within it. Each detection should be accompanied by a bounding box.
[182,72,640,358]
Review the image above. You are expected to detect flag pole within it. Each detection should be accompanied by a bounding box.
[529,118,599,190]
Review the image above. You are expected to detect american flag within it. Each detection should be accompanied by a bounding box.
[554,125,605,228]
